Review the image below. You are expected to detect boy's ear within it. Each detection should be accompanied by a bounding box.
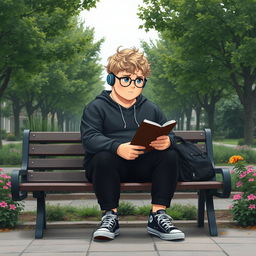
[107,73,115,86]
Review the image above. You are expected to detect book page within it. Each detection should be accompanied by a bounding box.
[143,119,161,127]
[162,120,176,127]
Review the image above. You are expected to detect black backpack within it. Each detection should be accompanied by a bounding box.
[173,136,215,181]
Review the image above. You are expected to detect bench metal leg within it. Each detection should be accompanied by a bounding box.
[197,190,205,227]
[205,190,218,236]
[33,191,46,239]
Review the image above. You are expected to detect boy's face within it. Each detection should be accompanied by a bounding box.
[112,70,145,101]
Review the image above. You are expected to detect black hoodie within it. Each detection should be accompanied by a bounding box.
[80,90,175,167]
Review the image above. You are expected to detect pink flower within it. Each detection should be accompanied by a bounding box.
[0,180,3,183]
[9,204,16,210]
[253,173,256,177]
[247,169,254,174]
[239,172,247,178]
[0,174,11,179]
[233,194,242,200]
[247,194,256,200]
[6,181,11,187]
[230,169,235,174]
[8,194,12,198]
[228,205,233,209]
[0,168,3,172]
[3,185,9,189]
[248,178,254,182]
[236,181,243,187]
[0,201,8,208]
[248,204,255,209]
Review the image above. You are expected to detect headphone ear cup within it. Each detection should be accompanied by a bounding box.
[107,73,115,86]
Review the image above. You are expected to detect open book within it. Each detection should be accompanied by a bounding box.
[130,119,177,152]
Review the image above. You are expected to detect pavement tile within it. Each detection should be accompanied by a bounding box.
[0,254,20,256]
[0,246,30,253]
[154,236,215,244]
[31,239,89,245]
[21,253,85,256]
[156,243,222,251]
[159,252,227,256]
[88,252,158,256]
[217,243,256,256]
[24,244,89,253]
[0,239,32,246]
[211,237,256,244]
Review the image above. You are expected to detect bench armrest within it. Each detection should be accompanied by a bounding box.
[213,168,231,198]
[11,169,28,201]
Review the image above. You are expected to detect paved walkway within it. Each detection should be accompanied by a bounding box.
[1,225,256,256]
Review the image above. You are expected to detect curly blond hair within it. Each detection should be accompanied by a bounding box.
[106,47,151,77]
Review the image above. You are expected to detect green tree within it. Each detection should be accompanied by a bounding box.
[139,0,256,144]
[0,0,99,98]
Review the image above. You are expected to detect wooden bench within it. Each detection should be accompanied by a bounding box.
[11,129,231,239]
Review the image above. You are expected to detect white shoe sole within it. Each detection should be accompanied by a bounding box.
[147,227,185,240]
[93,228,120,240]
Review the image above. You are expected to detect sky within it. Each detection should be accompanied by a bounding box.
[80,0,159,88]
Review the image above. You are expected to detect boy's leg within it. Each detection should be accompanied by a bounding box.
[85,150,130,211]
[131,148,185,240]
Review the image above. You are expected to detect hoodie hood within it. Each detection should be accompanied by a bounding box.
[95,90,147,128]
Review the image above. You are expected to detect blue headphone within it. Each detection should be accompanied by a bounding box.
[106,73,115,86]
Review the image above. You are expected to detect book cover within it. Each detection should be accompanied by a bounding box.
[130,119,177,152]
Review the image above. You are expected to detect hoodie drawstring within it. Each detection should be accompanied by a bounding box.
[117,103,140,129]
[133,105,140,127]
[118,104,127,128]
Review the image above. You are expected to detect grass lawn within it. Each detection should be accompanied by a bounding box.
[214,139,239,145]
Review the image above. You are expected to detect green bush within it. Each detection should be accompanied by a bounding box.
[166,204,197,220]
[135,205,151,215]
[213,145,256,164]
[0,130,7,140]
[0,143,22,165]
[118,201,136,216]
[6,133,18,141]
[238,138,256,147]
[46,204,66,221]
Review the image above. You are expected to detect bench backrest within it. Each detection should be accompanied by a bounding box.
[21,129,213,183]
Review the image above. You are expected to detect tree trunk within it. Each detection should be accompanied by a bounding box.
[0,67,12,98]
[57,111,64,131]
[12,101,21,139]
[243,101,254,145]
[41,111,48,131]
[51,112,55,131]
[185,108,192,130]
[204,103,215,135]
[195,106,201,130]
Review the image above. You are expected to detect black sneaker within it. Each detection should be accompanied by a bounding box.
[147,209,185,240]
[93,210,120,240]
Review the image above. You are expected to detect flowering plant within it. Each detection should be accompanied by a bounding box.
[228,155,256,226]
[0,168,24,228]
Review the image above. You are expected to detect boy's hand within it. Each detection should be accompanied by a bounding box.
[149,136,171,151]
[117,142,145,160]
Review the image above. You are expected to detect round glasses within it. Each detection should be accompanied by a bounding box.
[113,74,147,88]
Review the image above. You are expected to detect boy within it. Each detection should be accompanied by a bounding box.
[80,47,185,241]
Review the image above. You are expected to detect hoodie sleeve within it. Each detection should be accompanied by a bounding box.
[155,106,176,149]
[80,103,121,154]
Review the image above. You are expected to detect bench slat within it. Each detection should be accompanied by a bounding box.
[28,158,84,169]
[19,181,223,191]
[29,143,206,156]
[29,131,206,143]
[30,132,81,142]
[29,144,85,156]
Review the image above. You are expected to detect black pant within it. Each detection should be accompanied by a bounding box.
[84,148,178,210]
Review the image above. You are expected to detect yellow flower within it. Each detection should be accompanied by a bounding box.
[228,155,244,164]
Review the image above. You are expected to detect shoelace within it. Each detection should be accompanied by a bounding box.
[100,214,117,229]
[156,213,175,231]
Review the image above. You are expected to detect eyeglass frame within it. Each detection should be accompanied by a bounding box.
[113,73,147,88]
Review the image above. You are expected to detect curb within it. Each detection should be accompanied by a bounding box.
[16,220,236,229]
